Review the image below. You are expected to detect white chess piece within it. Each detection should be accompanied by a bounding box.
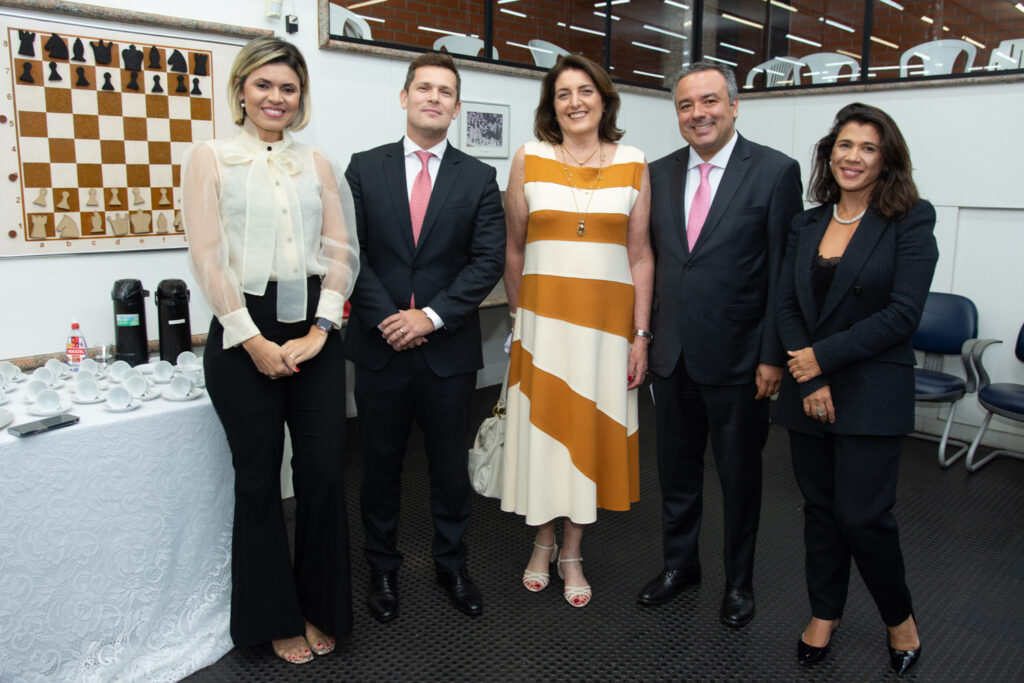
[56,191,71,210]
[33,188,48,207]
[86,189,99,207]
[109,188,122,206]
[132,187,145,206]
[29,214,48,238]
[158,188,171,206]
[156,213,168,234]
[90,212,104,234]
[107,212,129,235]
[130,210,152,234]
[56,214,79,238]
[173,210,184,232]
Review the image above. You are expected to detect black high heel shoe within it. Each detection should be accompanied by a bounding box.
[797,619,839,666]
[887,635,921,677]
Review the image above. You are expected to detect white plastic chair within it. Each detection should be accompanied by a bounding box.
[799,52,859,84]
[433,36,498,59]
[899,39,976,77]
[745,58,801,88]
[987,38,1024,70]
[527,39,570,68]
[329,5,372,40]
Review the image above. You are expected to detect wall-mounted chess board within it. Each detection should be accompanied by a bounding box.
[1,16,239,256]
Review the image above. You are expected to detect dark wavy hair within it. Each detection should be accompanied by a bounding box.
[534,54,623,144]
[808,102,919,220]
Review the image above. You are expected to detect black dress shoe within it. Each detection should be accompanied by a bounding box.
[637,566,702,606]
[720,585,755,627]
[888,637,921,677]
[437,568,483,617]
[366,569,399,623]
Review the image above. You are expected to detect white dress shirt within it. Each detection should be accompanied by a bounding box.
[402,135,447,330]
[683,131,739,222]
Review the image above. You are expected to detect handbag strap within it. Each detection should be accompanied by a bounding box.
[493,362,510,415]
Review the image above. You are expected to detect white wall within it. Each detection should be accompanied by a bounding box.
[3,0,1022,450]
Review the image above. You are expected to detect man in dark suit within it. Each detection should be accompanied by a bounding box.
[637,63,803,627]
[344,52,505,622]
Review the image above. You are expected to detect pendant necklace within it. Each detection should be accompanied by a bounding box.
[561,142,605,236]
[833,204,866,225]
[562,143,599,167]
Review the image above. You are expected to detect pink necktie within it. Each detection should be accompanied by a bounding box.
[409,150,433,307]
[687,163,713,251]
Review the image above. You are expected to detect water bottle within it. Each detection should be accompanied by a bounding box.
[66,321,88,372]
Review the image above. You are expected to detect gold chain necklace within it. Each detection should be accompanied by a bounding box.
[561,142,605,237]
[561,143,599,167]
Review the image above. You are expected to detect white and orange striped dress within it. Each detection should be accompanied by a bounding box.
[500,140,643,526]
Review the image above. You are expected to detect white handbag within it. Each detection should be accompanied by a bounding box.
[467,365,508,499]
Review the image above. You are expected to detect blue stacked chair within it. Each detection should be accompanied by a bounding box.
[965,322,1024,472]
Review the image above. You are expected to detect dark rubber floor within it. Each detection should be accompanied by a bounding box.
[186,385,1024,682]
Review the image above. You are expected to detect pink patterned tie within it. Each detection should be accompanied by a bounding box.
[409,150,433,307]
[687,162,713,251]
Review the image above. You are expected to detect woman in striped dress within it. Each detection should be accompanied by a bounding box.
[501,55,653,608]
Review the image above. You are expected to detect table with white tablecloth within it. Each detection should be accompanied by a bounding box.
[0,388,234,682]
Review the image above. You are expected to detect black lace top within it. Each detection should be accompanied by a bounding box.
[812,253,841,314]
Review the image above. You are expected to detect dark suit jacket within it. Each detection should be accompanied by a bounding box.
[648,134,803,385]
[774,200,938,436]
[344,140,505,377]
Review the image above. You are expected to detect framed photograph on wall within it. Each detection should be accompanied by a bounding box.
[458,101,509,158]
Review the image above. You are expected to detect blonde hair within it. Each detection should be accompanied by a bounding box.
[227,36,311,131]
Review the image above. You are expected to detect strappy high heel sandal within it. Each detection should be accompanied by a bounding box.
[557,554,592,608]
[522,541,558,592]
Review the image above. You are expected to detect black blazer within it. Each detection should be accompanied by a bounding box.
[774,200,939,436]
[344,140,505,377]
[648,134,803,385]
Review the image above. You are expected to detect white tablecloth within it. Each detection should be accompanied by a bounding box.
[0,385,234,682]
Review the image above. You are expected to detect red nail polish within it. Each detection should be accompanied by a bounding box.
[628,375,633,382]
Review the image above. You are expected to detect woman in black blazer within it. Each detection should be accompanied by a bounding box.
[775,103,938,677]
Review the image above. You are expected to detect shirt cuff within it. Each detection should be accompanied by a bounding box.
[314,289,345,328]
[422,306,443,331]
[219,308,260,349]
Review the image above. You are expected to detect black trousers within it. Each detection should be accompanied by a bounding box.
[354,348,475,573]
[205,279,352,648]
[652,355,768,589]
[788,430,914,626]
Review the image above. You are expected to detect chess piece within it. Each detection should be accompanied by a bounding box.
[75,67,89,87]
[33,188,47,207]
[44,33,68,60]
[193,53,209,76]
[156,213,168,234]
[86,189,99,207]
[175,74,188,93]
[72,38,86,62]
[132,188,145,206]
[173,210,183,232]
[18,30,36,57]
[57,214,79,238]
[191,78,202,96]
[107,213,130,236]
[130,210,152,234]
[158,188,171,206]
[148,46,162,69]
[168,49,188,73]
[48,62,62,82]
[122,44,143,71]
[29,214,48,239]
[56,191,71,210]
[90,213,104,234]
[151,75,164,93]
[18,63,34,83]
[102,73,115,91]
[126,71,140,91]
[90,39,113,65]
[109,188,122,206]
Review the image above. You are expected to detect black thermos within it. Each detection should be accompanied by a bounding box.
[111,279,150,366]
[155,279,192,362]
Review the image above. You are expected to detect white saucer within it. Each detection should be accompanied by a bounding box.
[71,395,106,405]
[0,407,12,429]
[104,400,141,413]
[163,388,203,402]
[9,371,26,383]
[135,362,156,374]
[139,388,161,401]
[28,401,72,417]
[176,363,202,373]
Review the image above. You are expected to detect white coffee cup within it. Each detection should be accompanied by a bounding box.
[169,375,193,398]
[76,378,101,401]
[108,360,131,381]
[0,361,17,381]
[0,386,6,403]
[32,367,54,385]
[25,378,48,402]
[80,358,99,375]
[45,358,66,376]
[176,351,198,368]
[75,369,96,383]
[107,385,132,410]
[125,374,149,398]
[35,388,61,413]
[153,360,174,382]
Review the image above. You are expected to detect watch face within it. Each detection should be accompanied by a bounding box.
[316,318,332,332]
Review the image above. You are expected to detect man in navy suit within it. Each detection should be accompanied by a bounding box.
[344,52,505,622]
[637,63,803,627]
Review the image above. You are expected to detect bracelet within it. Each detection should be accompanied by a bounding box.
[633,329,653,341]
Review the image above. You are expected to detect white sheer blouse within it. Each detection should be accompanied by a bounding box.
[182,119,359,349]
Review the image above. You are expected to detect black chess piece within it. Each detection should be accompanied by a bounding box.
[126,70,140,91]
[168,49,188,73]
[193,53,209,76]
[72,38,86,62]
[122,44,143,71]
[90,40,113,65]
[148,46,162,69]
[48,62,62,82]
[151,75,164,93]
[75,67,90,87]
[102,72,115,91]
[18,62,34,84]
[190,77,202,96]
[18,30,36,57]
[175,74,188,93]
[44,33,68,60]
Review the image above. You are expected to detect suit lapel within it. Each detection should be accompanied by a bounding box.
[416,145,460,250]
[668,149,688,255]
[690,135,752,255]
[817,207,888,325]
[384,140,415,255]
[795,206,829,328]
